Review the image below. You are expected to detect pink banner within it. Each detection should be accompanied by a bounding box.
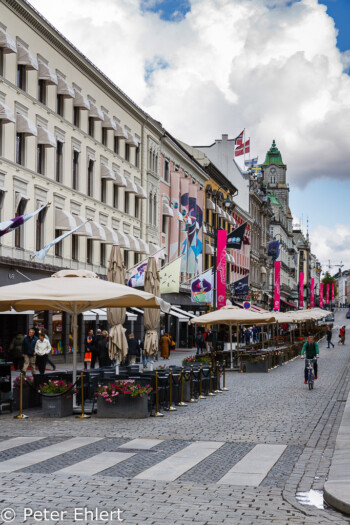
[331,282,335,302]
[299,272,304,308]
[326,283,330,304]
[320,283,324,308]
[274,261,280,311]
[169,171,180,262]
[310,278,315,308]
[216,229,227,309]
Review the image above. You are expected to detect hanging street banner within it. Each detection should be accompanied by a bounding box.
[216,230,227,309]
[310,278,315,308]
[128,261,148,288]
[299,272,304,308]
[0,203,48,237]
[326,283,330,304]
[331,282,335,302]
[320,283,324,308]
[231,275,249,296]
[274,261,281,311]
[160,257,182,294]
[227,222,247,250]
[191,269,213,304]
[267,240,280,259]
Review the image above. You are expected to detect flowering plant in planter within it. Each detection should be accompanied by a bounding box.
[38,379,76,398]
[155,364,167,371]
[96,380,152,404]
[182,355,211,366]
[248,355,267,363]
[13,376,34,389]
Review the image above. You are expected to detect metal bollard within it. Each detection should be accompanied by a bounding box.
[222,360,229,391]
[176,367,187,407]
[188,365,197,403]
[207,363,216,396]
[14,372,28,419]
[199,364,206,400]
[76,372,90,419]
[165,369,177,411]
[151,371,164,417]
[214,361,222,393]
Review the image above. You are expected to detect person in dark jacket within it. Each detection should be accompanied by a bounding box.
[8,332,24,370]
[98,330,110,367]
[326,327,334,348]
[127,333,140,365]
[21,328,38,375]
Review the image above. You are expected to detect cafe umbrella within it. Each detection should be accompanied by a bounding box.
[0,269,170,402]
[143,257,160,368]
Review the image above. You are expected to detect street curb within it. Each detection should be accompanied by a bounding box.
[324,381,350,516]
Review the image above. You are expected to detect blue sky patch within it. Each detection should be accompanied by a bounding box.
[145,56,169,83]
[141,0,190,21]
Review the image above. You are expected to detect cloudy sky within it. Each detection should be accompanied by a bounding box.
[29,0,350,271]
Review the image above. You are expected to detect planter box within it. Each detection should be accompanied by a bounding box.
[243,360,269,373]
[13,387,41,409]
[97,395,149,419]
[42,394,73,417]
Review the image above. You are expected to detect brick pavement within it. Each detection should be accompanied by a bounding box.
[0,313,349,524]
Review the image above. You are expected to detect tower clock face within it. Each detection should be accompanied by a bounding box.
[270,167,276,174]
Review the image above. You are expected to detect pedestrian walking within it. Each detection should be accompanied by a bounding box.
[8,332,24,371]
[84,329,95,369]
[21,328,38,376]
[127,333,140,365]
[42,329,56,370]
[35,331,52,374]
[97,330,110,367]
[206,329,213,352]
[338,326,345,345]
[244,328,251,346]
[326,327,334,348]
[160,332,171,359]
[195,331,205,355]
[139,338,148,368]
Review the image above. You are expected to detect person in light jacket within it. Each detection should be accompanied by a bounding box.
[34,331,52,375]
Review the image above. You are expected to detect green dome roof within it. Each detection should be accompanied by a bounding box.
[263,140,284,166]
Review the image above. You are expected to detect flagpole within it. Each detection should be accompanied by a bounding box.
[243,129,246,167]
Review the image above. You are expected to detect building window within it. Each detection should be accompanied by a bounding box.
[153,195,157,225]
[124,192,129,214]
[113,185,119,208]
[0,48,4,76]
[149,150,152,170]
[88,117,94,137]
[0,122,3,157]
[73,107,80,127]
[102,127,108,146]
[56,94,64,117]
[162,215,168,234]
[135,196,140,219]
[72,235,79,261]
[54,229,62,257]
[15,198,27,248]
[125,143,130,162]
[17,65,26,90]
[164,159,169,182]
[35,208,45,251]
[87,158,94,197]
[72,150,79,190]
[37,144,45,175]
[38,79,47,105]
[124,250,129,269]
[114,136,119,155]
[135,146,140,168]
[101,179,107,203]
[148,193,153,224]
[100,243,106,267]
[16,133,25,166]
[87,238,93,264]
[56,140,63,183]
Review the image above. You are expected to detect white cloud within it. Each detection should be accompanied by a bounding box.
[310,224,350,270]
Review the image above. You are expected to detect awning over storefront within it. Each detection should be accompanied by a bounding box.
[104,226,119,245]
[72,216,92,237]
[37,126,57,147]
[114,122,128,139]
[169,309,189,321]
[171,306,196,319]
[115,230,130,249]
[281,299,297,309]
[126,234,140,251]
[55,208,77,231]
[90,221,107,241]
[38,61,57,85]
[126,131,139,147]
[17,43,38,70]
[102,113,116,130]
[124,178,138,194]
[82,308,137,322]
[16,113,37,136]
[101,164,116,181]
[73,90,90,110]
[57,76,75,98]
[88,102,104,121]
[0,27,17,53]
[135,238,150,254]
[114,171,127,187]
[0,101,15,124]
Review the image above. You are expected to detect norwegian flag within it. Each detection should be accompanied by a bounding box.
[235,139,250,157]
[234,130,244,146]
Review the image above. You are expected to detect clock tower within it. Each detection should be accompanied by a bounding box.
[262,140,289,211]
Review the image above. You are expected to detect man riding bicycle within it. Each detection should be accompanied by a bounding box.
[301,335,319,384]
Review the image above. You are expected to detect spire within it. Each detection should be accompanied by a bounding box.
[262,139,284,166]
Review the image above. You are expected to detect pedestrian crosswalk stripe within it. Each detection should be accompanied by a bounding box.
[118,438,163,450]
[56,452,136,476]
[134,441,225,482]
[0,437,102,473]
[217,444,287,486]
[0,437,44,452]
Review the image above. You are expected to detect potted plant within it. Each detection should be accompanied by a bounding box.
[96,380,152,419]
[39,379,76,417]
[13,376,40,409]
[243,355,269,373]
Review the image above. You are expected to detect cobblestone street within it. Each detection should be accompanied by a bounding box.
[1,313,350,524]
